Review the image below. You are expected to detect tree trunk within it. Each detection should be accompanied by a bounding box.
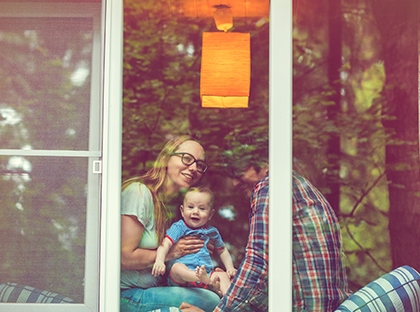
[326,0,342,214]
[372,0,420,270]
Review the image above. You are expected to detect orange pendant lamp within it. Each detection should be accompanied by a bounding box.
[200,31,250,108]
[179,0,270,19]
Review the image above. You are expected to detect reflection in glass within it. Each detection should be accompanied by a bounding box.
[0,17,93,151]
[0,156,88,302]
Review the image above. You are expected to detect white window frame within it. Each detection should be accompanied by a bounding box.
[268,1,292,310]
[0,1,108,311]
[103,1,293,309]
[0,0,292,310]
[100,0,292,312]
[100,2,293,311]
[99,0,123,311]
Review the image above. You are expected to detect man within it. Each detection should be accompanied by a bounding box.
[180,131,350,311]
[291,169,351,310]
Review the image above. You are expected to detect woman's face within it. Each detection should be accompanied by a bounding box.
[166,140,205,190]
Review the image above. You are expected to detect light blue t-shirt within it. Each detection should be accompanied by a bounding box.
[120,182,161,289]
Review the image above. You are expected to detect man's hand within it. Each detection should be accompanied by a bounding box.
[179,302,205,312]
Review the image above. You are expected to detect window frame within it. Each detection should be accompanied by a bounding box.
[268,1,292,310]
[98,0,122,311]
[0,1,109,311]
[0,0,292,310]
[95,0,293,311]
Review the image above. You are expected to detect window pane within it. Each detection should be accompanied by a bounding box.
[0,3,102,310]
[0,17,94,151]
[0,156,90,303]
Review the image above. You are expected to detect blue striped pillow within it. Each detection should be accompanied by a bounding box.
[0,283,74,303]
[335,265,420,312]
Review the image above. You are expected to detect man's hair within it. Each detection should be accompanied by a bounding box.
[184,186,214,209]
[221,129,268,178]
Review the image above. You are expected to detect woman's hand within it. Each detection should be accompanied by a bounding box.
[179,302,205,312]
[166,236,204,261]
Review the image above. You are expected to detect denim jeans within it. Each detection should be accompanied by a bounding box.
[120,286,220,312]
[227,286,268,312]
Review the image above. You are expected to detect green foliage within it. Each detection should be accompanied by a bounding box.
[0,21,93,301]
[293,0,393,291]
[122,0,269,268]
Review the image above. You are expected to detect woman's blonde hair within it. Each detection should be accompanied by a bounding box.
[122,135,202,243]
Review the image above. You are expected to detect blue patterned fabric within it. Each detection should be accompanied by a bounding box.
[147,308,180,312]
[335,265,420,312]
[165,219,225,274]
[0,283,74,303]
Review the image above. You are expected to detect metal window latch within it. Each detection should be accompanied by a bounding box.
[93,160,102,174]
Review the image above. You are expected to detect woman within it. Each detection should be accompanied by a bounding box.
[120,135,220,312]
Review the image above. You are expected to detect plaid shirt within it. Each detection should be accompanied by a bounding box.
[214,174,269,312]
[293,171,351,311]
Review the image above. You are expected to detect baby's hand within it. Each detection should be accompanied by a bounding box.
[227,268,237,279]
[152,261,166,277]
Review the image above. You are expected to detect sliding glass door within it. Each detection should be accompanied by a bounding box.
[0,2,103,310]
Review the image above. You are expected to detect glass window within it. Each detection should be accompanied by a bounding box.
[0,1,292,311]
[0,16,95,151]
[0,2,103,310]
[0,156,91,301]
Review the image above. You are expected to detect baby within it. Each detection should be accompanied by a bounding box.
[152,186,236,296]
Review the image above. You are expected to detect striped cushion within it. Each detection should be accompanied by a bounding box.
[0,283,74,303]
[335,265,420,312]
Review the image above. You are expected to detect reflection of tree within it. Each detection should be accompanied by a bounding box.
[293,0,420,291]
[123,0,269,268]
[0,19,93,301]
[371,0,420,272]
[1,19,92,151]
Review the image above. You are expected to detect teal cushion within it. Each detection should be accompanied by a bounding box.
[0,282,74,303]
[335,265,420,311]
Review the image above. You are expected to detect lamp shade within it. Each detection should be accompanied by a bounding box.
[179,0,270,18]
[213,6,233,31]
[200,32,250,108]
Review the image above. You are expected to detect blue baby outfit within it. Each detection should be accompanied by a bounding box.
[165,219,225,285]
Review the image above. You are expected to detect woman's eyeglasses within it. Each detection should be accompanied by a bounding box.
[171,152,209,173]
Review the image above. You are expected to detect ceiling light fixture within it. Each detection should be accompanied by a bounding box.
[213,4,233,32]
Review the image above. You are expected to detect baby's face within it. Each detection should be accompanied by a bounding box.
[180,192,214,228]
